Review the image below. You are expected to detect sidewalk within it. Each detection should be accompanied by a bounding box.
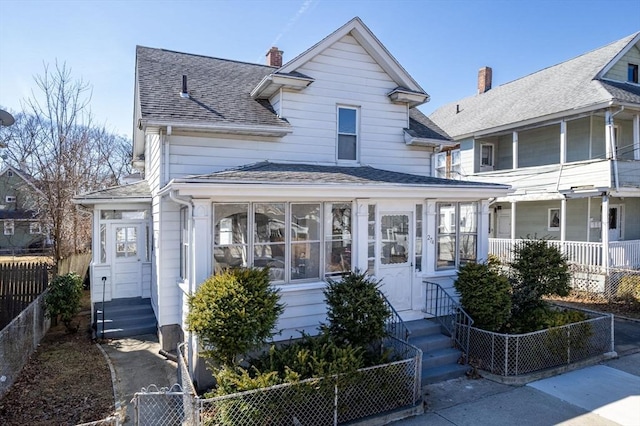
[100,334,177,425]
[394,352,640,426]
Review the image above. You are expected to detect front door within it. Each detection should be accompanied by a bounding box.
[377,212,412,311]
[112,223,142,298]
[608,206,622,242]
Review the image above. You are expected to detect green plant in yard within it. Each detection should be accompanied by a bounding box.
[509,238,570,327]
[186,268,284,367]
[454,261,512,332]
[43,272,83,333]
[322,269,390,349]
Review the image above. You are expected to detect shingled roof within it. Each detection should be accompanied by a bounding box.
[136,46,444,138]
[73,180,151,203]
[429,32,640,139]
[179,161,501,187]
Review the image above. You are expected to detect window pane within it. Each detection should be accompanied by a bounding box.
[100,224,106,263]
[326,241,351,275]
[438,203,456,234]
[214,204,248,245]
[254,244,285,281]
[214,246,247,269]
[380,214,409,265]
[437,235,456,268]
[459,203,477,233]
[255,203,285,243]
[481,145,493,165]
[338,108,356,133]
[326,203,352,239]
[338,134,357,160]
[291,242,320,280]
[415,204,422,272]
[291,204,320,241]
[452,150,461,165]
[460,235,477,264]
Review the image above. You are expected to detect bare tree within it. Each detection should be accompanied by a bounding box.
[0,62,132,260]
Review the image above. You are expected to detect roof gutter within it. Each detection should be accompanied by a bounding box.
[139,119,293,138]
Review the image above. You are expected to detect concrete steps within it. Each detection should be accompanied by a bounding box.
[94,297,156,339]
[406,319,469,385]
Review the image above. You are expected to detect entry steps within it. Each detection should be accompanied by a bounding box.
[94,297,156,339]
[406,319,469,385]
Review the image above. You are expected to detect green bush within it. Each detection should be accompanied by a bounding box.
[510,238,570,322]
[44,272,83,332]
[322,270,390,348]
[187,268,284,367]
[455,261,512,332]
[616,274,640,303]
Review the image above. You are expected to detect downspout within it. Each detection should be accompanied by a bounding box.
[168,189,196,378]
[608,107,624,192]
[164,126,172,185]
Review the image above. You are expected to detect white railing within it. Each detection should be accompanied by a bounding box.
[489,238,640,270]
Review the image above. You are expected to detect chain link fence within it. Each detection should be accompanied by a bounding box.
[568,264,640,302]
[75,416,120,426]
[463,308,613,377]
[165,338,421,425]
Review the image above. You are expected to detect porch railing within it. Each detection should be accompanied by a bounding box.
[379,290,410,342]
[423,281,473,364]
[489,238,640,270]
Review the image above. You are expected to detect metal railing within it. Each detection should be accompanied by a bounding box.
[424,281,474,364]
[172,339,421,425]
[379,290,410,342]
[461,307,613,376]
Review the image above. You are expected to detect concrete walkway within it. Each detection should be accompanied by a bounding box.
[100,334,177,425]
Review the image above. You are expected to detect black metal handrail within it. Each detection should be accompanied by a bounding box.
[378,290,410,342]
[423,281,474,363]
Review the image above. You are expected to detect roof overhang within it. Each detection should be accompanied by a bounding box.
[251,74,314,99]
[403,130,458,150]
[72,197,152,208]
[388,88,429,107]
[139,119,293,138]
[159,180,510,201]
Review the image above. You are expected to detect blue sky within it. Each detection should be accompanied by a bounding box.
[1,0,638,139]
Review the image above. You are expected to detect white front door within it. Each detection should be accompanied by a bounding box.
[608,205,622,242]
[377,212,412,311]
[112,223,142,298]
[496,210,511,238]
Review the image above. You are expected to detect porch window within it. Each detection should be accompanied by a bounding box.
[101,210,147,220]
[4,220,14,236]
[213,202,351,282]
[436,202,478,270]
[548,208,560,231]
[415,204,423,271]
[115,226,137,258]
[100,224,106,263]
[480,144,494,170]
[337,106,358,162]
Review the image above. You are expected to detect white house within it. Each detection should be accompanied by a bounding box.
[74,18,509,362]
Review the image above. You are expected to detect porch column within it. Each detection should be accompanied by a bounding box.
[425,200,437,275]
[355,199,369,273]
[512,131,518,169]
[605,111,615,160]
[601,194,610,271]
[560,120,567,164]
[510,201,517,240]
[192,200,212,288]
[560,198,567,242]
[478,200,490,261]
[633,114,640,161]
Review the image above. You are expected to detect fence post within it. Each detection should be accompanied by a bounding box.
[504,336,509,376]
[610,314,615,353]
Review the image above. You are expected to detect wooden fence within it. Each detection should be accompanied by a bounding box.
[0,262,51,331]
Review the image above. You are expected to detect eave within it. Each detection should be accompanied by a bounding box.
[403,130,458,150]
[251,74,314,99]
[388,88,429,107]
[139,119,293,138]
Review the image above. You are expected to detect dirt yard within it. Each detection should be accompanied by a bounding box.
[0,291,115,425]
[548,294,640,320]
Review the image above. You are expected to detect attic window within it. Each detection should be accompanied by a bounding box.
[7,171,13,177]
[629,64,639,84]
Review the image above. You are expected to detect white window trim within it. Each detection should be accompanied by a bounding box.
[548,208,560,231]
[480,143,495,171]
[5,195,16,203]
[336,105,359,163]
[30,222,41,234]
[4,220,14,235]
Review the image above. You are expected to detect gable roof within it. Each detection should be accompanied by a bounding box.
[177,161,502,188]
[278,17,428,97]
[430,32,640,139]
[0,165,44,196]
[136,46,291,131]
[73,180,151,205]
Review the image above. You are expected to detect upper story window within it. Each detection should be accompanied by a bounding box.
[480,144,494,171]
[5,195,16,203]
[628,63,639,84]
[4,220,14,236]
[30,222,41,234]
[337,106,358,162]
[7,171,13,177]
[434,149,461,179]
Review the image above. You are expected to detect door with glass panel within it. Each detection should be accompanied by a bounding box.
[111,223,143,298]
[377,212,412,311]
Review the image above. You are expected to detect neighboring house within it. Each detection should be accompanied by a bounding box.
[430,32,640,270]
[0,165,46,254]
[73,18,509,365]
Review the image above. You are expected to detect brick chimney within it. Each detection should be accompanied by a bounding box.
[266,47,283,67]
[478,66,492,94]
